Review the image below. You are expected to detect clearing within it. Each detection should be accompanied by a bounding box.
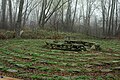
[0,39,120,80]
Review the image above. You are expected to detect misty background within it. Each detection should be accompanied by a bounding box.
[0,0,120,38]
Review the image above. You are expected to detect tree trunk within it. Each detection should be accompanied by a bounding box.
[101,0,106,36]
[115,0,118,35]
[38,0,47,28]
[23,0,29,27]
[1,0,7,29]
[108,0,115,36]
[72,0,78,29]
[15,0,24,38]
[65,0,72,32]
[8,0,13,30]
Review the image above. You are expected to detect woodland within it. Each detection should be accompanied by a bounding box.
[0,0,120,80]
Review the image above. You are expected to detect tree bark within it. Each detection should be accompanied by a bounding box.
[72,0,78,30]
[101,0,106,36]
[1,0,7,29]
[15,0,24,38]
[65,0,72,32]
[8,0,13,30]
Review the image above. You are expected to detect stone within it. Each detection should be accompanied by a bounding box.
[111,61,120,63]
[84,64,93,68]
[85,68,92,72]
[90,45,96,50]
[103,61,111,64]
[60,69,65,71]
[79,59,87,62]
[22,56,32,59]
[62,63,67,66]
[0,56,6,58]
[74,52,79,54]
[15,64,26,68]
[114,54,120,57]
[94,62,103,66]
[105,53,112,56]
[72,69,81,73]
[101,69,112,72]
[88,58,94,60]
[71,63,77,66]
[40,60,48,64]
[113,67,120,70]
[6,69,18,73]
[7,59,14,62]
[0,66,4,69]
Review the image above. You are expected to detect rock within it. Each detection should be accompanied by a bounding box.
[71,63,77,66]
[101,69,112,72]
[0,66,4,69]
[90,45,96,50]
[114,54,120,57]
[72,69,81,73]
[94,62,103,66]
[60,69,65,71]
[105,53,112,56]
[62,63,67,66]
[74,52,79,54]
[113,67,120,70]
[15,64,26,68]
[103,61,111,64]
[111,61,120,63]
[84,64,93,68]
[85,68,92,72]
[6,69,18,73]
[0,56,6,58]
[40,60,48,64]
[28,66,36,69]
[7,59,14,62]
[79,59,87,62]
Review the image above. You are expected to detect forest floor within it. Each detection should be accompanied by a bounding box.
[0,38,120,80]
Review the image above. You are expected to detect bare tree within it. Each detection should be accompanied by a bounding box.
[65,0,72,32]
[8,0,13,29]
[72,0,78,30]
[15,0,24,38]
[1,0,7,29]
[83,0,96,35]
[101,0,106,36]
[13,0,20,25]
[23,0,41,27]
[38,0,47,28]
[108,0,115,36]
[38,0,67,28]
[115,0,118,35]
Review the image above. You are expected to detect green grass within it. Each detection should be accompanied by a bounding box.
[0,39,120,80]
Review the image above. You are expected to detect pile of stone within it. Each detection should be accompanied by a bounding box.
[45,40,101,51]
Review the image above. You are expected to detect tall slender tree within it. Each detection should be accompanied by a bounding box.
[101,0,106,36]
[1,0,7,29]
[8,0,13,29]
[72,0,78,29]
[15,0,24,38]
[65,0,72,32]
